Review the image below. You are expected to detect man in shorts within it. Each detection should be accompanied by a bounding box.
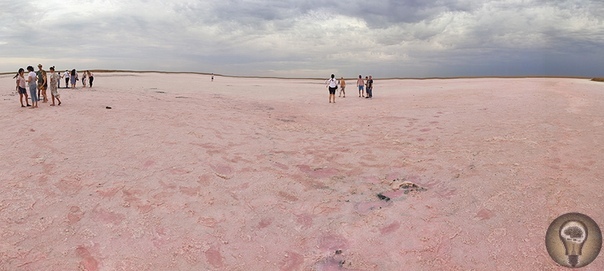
[36,64,48,103]
[356,75,365,97]
[339,77,346,98]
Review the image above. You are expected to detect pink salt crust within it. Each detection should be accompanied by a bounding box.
[1,73,603,270]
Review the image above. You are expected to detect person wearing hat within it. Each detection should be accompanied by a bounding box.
[36,64,48,102]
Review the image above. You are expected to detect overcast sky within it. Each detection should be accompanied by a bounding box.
[1,0,603,78]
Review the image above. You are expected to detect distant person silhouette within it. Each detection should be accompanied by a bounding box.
[339,77,346,98]
[366,75,373,98]
[63,70,70,88]
[82,71,87,88]
[87,71,94,87]
[70,69,77,88]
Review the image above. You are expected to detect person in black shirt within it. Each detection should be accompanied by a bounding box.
[366,75,373,98]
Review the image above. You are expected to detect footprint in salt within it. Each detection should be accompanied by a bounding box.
[318,234,349,252]
[211,164,234,179]
[205,245,224,269]
[475,208,495,220]
[169,167,190,175]
[91,205,126,225]
[179,185,201,196]
[54,178,83,195]
[279,251,304,271]
[67,206,84,224]
[380,221,401,235]
[295,213,313,229]
[257,217,273,229]
[76,245,99,271]
[277,191,299,202]
[273,161,289,170]
[143,160,155,168]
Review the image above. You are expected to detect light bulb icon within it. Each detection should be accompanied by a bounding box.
[559,220,588,267]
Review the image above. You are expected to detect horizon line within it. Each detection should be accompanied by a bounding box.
[0,69,599,81]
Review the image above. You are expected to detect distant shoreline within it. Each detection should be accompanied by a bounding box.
[0,69,599,81]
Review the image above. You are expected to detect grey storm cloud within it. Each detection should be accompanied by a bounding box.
[0,0,603,77]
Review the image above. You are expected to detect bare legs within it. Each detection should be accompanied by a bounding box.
[329,87,335,103]
[51,93,61,106]
[38,85,48,103]
[19,92,29,107]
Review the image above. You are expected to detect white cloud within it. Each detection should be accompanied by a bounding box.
[1,0,603,77]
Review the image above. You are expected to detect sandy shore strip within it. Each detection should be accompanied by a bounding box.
[1,73,604,270]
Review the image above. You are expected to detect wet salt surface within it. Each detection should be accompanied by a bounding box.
[1,74,604,270]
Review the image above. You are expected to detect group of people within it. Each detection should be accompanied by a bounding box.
[61,69,95,89]
[325,74,374,103]
[13,64,95,108]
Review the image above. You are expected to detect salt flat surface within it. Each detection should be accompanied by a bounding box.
[1,73,603,270]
